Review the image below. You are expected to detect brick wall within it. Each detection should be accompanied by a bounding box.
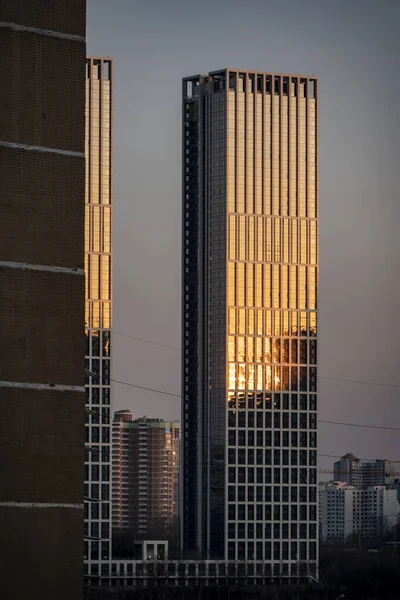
[0,1,86,599]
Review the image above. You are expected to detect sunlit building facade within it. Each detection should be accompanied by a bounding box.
[84,57,113,575]
[182,70,319,575]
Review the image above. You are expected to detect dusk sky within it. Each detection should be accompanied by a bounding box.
[87,0,400,476]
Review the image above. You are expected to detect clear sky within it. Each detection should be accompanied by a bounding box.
[87,0,400,476]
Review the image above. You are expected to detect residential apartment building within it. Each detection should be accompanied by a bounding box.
[363,460,396,488]
[333,454,362,487]
[181,70,319,575]
[84,57,114,576]
[112,412,180,535]
[320,481,398,541]
[334,454,396,488]
[0,2,86,599]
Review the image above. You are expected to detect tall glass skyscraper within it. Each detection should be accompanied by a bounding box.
[181,70,318,576]
[84,57,113,575]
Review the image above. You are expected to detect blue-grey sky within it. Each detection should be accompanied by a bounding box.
[87,0,400,476]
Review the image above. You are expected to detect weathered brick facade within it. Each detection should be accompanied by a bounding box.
[0,1,86,598]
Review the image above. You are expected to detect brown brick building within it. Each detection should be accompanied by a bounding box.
[112,412,180,536]
[0,1,86,598]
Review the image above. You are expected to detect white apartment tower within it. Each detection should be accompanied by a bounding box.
[320,482,398,541]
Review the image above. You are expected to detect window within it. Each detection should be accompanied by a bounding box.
[91,465,99,481]
[256,468,263,483]
[228,467,236,483]
[101,503,109,520]
[91,503,99,519]
[238,467,246,483]
[238,504,246,520]
[90,541,99,560]
[265,468,272,483]
[228,543,235,560]
[101,484,109,500]
[101,427,109,443]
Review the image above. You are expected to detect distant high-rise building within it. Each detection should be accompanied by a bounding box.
[333,454,362,487]
[84,57,114,574]
[362,460,396,488]
[319,481,398,541]
[0,2,86,599]
[181,70,319,575]
[334,454,396,488]
[112,412,180,535]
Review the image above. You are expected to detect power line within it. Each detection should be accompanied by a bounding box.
[108,332,400,391]
[318,453,400,463]
[86,431,400,467]
[87,420,400,466]
[319,468,400,476]
[320,512,400,525]
[112,330,180,351]
[86,370,400,432]
[85,370,180,399]
[111,377,181,399]
[319,375,400,389]
[319,420,400,432]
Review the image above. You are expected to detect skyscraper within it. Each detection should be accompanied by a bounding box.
[0,2,86,599]
[112,412,180,536]
[84,57,113,575]
[182,70,318,575]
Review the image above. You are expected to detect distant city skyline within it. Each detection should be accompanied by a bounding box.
[319,452,399,542]
[86,0,400,478]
